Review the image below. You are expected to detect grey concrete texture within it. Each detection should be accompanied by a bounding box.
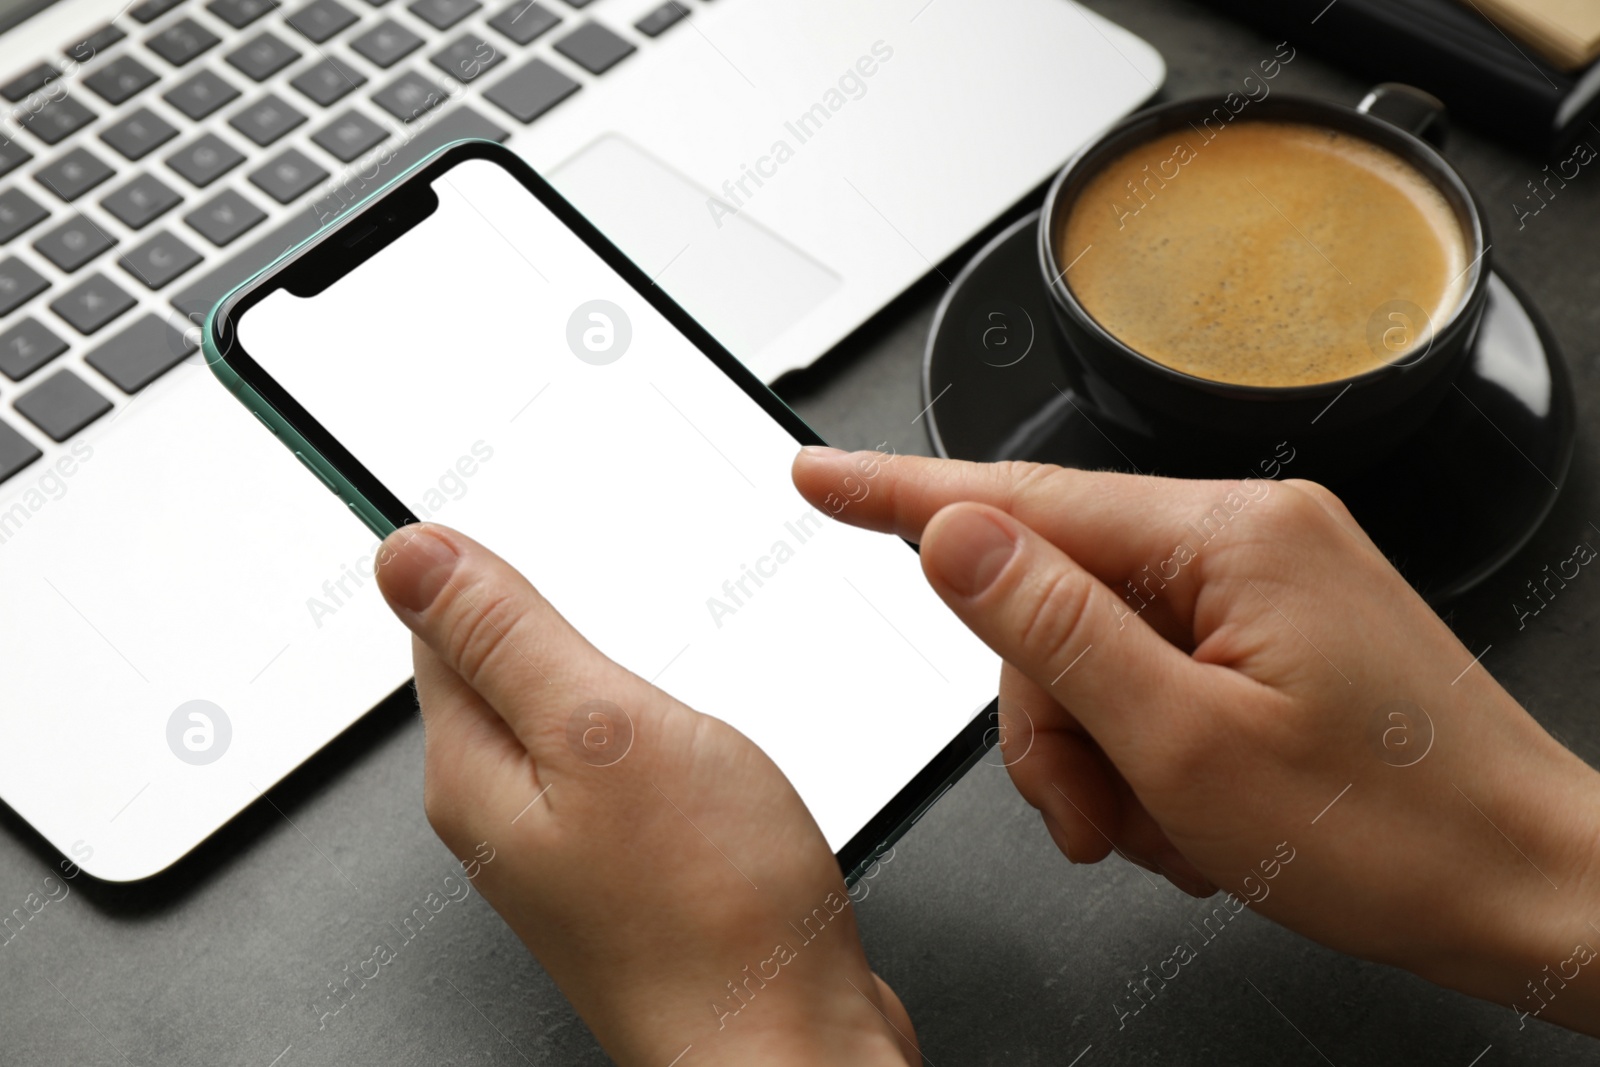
[5,1,1600,1063]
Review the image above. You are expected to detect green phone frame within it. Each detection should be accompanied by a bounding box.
[198,141,508,542]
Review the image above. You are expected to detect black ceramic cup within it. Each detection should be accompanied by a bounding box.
[1038,84,1489,483]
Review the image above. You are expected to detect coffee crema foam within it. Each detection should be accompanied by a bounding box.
[1061,121,1470,388]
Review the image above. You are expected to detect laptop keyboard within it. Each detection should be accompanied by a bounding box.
[0,0,698,486]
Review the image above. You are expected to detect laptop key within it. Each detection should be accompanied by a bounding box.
[50,273,135,334]
[83,55,160,104]
[66,25,127,64]
[249,148,327,203]
[2,64,60,102]
[0,136,32,179]
[311,109,388,162]
[431,35,503,83]
[0,318,67,381]
[488,0,558,46]
[102,173,184,229]
[408,0,479,31]
[0,188,50,243]
[173,105,506,323]
[164,69,241,119]
[130,0,187,23]
[482,57,577,123]
[553,21,634,74]
[207,0,280,29]
[372,71,447,122]
[167,132,246,187]
[17,95,96,146]
[85,313,196,393]
[290,57,366,105]
[350,20,422,67]
[287,0,359,43]
[36,147,116,201]
[100,108,179,160]
[185,187,266,245]
[306,102,505,222]
[0,418,42,484]
[227,32,301,81]
[34,215,118,272]
[120,230,203,289]
[230,94,307,146]
[15,369,112,442]
[634,1,687,38]
[146,18,222,66]
[0,258,49,317]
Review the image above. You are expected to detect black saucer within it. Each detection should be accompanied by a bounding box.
[923,212,1576,602]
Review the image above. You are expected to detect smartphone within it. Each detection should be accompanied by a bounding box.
[204,140,999,882]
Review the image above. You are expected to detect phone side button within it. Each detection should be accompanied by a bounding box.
[347,499,393,541]
[293,449,338,493]
[251,410,277,436]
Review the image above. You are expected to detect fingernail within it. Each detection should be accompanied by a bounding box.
[799,444,847,458]
[928,508,1018,598]
[377,525,459,614]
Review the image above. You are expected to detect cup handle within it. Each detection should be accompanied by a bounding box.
[1358,83,1449,149]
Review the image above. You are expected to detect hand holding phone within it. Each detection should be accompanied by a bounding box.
[791,448,1600,1038]
[373,520,917,1067]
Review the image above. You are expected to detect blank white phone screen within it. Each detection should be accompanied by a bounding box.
[237,157,998,851]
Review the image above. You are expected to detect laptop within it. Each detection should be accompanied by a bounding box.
[0,0,1163,881]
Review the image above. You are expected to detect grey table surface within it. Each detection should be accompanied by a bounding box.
[7,1,1600,1063]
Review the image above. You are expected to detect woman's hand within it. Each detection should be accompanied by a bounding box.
[374,523,916,1067]
[793,448,1600,1036]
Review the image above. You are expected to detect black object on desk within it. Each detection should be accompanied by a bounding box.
[1200,0,1600,152]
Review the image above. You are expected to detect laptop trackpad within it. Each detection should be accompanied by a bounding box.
[549,135,840,363]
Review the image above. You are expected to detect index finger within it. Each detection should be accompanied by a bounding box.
[792,448,1288,626]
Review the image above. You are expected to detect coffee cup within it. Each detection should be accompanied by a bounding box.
[1038,84,1489,482]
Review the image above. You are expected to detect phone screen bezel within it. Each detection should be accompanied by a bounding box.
[206,138,995,882]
